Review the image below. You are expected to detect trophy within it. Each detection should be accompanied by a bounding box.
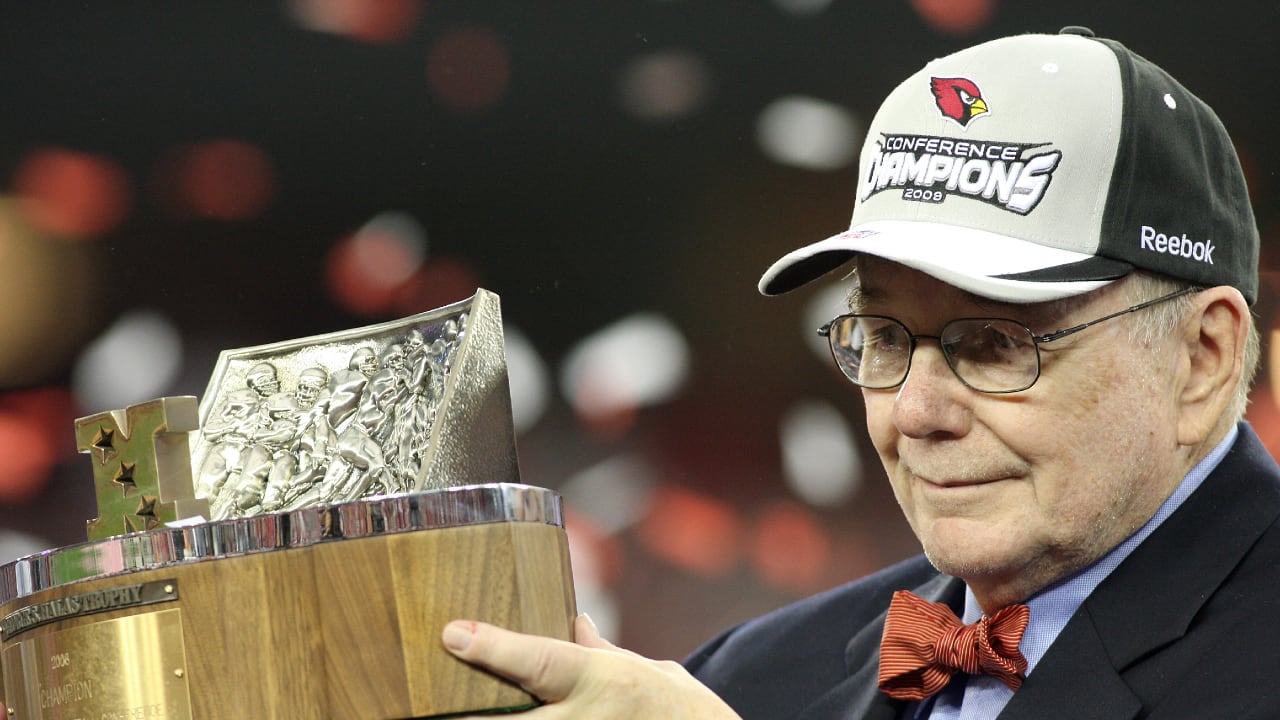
[0,290,577,719]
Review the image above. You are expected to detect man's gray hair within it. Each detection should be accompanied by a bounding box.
[1119,272,1260,424]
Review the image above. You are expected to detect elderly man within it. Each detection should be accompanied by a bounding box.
[443,28,1280,718]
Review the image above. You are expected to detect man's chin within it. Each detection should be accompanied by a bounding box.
[918,525,1024,581]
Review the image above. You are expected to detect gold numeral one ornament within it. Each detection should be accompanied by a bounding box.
[75,396,210,541]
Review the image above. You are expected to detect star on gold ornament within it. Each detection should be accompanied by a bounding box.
[135,495,158,519]
[124,495,160,533]
[92,426,117,461]
[113,461,137,495]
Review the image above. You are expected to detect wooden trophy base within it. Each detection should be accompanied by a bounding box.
[0,484,576,719]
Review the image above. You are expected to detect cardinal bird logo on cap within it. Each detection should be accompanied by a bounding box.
[930,77,988,128]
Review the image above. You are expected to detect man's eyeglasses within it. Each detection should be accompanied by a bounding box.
[817,287,1198,394]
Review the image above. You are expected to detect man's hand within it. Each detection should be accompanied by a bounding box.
[441,615,742,719]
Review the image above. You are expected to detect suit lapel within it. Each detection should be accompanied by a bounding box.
[797,573,963,720]
[996,604,1140,720]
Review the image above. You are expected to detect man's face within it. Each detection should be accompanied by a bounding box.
[248,374,279,397]
[297,378,323,406]
[855,259,1188,609]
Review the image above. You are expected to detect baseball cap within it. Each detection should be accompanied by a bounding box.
[759,27,1259,304]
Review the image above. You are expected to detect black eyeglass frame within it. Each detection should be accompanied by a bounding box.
[817,286,1199,394]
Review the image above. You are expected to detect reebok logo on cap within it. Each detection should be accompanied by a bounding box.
[1140,225,1215,264]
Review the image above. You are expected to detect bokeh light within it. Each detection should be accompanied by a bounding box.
[288,0,424,44]
[503,325,551,434]
[0,387,74,505]
[804,280,855,363]
[11,147,131,239]
[780,399,862,506]
[426,25,511,114]
[909,0,997,36]
[0,529,54,564]
[154,140,276,221]
[325,212,428,317]
[756,95,861,171]
[617,49,712,122]
[0,413,57,504]
[561,453,658,534]
[561,313,691,430]
[771,0,837,15]
[565,508,625,640]
[0,198,103,388]
[71,309,184,412]
[391,257,482,316]
[749,501,832,593]
[635,484,742,577]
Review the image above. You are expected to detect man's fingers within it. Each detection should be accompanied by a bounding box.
[445,619,744,719]
[442,620,587,702]
[573,614,617,651]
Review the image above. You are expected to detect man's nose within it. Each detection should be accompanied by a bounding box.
[891,342,972,439]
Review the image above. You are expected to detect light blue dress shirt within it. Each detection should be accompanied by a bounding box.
[916,425,1238,720]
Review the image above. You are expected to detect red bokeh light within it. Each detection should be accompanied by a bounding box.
[290,0,424,44]
[569,361,639,441]
[426,25,511,114]
[0,414,56,504]
[909,0,997,36]
[0,387,75,504]
[11,147,131,239]
[635,485,742,577]
[390,257,480,316]
[327,228,451,317]
[156,140,276,221]
[748,501,832,594]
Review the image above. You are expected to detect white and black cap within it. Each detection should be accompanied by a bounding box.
[759,27,1259,304]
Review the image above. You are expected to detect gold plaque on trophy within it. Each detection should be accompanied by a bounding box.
[0,290,577,719]
[2,609,192,720]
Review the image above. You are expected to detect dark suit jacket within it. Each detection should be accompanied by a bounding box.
[685,423,1280,719]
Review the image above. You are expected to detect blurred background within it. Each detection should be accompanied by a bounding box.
[1,0,1278,660]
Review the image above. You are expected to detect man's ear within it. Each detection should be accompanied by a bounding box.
[1177,286,1250,446]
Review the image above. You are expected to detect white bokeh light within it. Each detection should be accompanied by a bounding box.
[780,399,862,506]
[617,49,711,122]
[560,313,691,416]
[351,210,427,289]
[561,454,658,534]
[757,95,860,171]
[772,0,836,15]
[570,564,621,642]
[503,325,550,434]
[72,309,184,411]
[805,280,855,361]
[0,529,53,564]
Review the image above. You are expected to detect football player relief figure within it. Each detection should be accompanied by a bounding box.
[196,311,472,520]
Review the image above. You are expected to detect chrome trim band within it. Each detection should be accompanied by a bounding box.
[0,483,562,603]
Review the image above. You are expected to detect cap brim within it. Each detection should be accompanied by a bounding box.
[759,220,1133,303]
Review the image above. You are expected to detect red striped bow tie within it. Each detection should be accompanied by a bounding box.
[877,590,1030,701]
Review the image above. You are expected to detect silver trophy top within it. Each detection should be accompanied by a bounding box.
[0,483,564,604]
[74,289,521,539]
